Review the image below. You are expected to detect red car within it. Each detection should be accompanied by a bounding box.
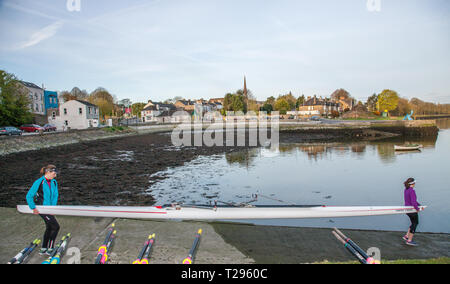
[20,124,44,133]
[43,124,57,132]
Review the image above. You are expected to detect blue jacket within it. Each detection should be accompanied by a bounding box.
[26,176,59,210]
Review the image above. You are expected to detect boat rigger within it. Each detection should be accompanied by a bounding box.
[16,204,426,220]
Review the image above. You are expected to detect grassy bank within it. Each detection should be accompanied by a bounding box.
[317,257,450,264]
[101,126,133,132]
[341,117,404,121]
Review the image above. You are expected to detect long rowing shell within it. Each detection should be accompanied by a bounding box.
[16,205,426,220]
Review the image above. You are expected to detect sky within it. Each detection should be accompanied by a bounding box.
[0,0,449,104]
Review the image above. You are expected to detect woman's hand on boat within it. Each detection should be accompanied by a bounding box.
[32,208,40,215]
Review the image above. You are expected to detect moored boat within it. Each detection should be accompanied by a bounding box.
[394,144,423,151]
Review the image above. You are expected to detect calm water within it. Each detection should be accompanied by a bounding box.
[147,119,450,233]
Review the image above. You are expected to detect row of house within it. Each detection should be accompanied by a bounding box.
[296,95,355,117]
[141,98,224,123]
[19,80,99,130]
[18,77,355,129]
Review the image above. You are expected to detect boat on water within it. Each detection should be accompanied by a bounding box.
[394,144,423,151]
[16,204,426,220]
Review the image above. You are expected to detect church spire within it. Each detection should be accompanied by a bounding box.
[243,76,247,97]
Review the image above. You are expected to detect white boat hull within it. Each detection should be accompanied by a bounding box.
[16,205,426,220]
[394,145,423,151]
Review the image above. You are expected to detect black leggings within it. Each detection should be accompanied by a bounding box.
[39,214,60,249]
[407,213,419,234]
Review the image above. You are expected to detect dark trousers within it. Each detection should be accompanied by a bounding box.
[407,213,419,234]
[39,214,60,249]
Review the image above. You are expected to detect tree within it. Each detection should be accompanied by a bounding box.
[223,91,246,113]
[0,70,32,126]
[266,96,276,106]
[131,102,146,117]
[377,89,399,115]
[366,94,378,112]
[277,92,296,110]
[118,98,132,107]
[296,95,305,108]
[392,97,411,116]
[230,94,245,112]
[71,87,89,100]
[60,87,89,102]
[261,103,273,114]
[223,93,234,111]
[331,89,350,101]
[88,87,115,117]
[274,98,290,114]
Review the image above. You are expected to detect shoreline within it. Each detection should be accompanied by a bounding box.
[0,120,438,156]
[0,122,440,208]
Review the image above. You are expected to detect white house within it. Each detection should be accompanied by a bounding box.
[49,100,99,130]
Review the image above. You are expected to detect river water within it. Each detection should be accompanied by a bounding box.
[147,119,450,233]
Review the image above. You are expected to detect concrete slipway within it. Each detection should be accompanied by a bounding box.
[0,208,448,264]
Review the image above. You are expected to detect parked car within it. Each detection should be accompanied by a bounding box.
[19,124,44,133]
[43,124,57,132]
[0,126,23,136]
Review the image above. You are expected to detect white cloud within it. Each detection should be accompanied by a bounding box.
[19,21,63,49]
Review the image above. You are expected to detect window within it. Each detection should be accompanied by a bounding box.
[35,104,39,111]
[94,108,97,114]
[64,120,68,126]
[64,108,67,115]
[41,104,43,112]
[79,108,83,115]
[88,107,92,114]
[52,112,56,119]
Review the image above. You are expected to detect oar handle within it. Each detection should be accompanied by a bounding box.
[332,232,366,264]
[333,228,370,260]
[184,229,202,264]
[332,231,346,245]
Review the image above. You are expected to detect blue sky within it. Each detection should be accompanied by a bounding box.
[1,0,449,103]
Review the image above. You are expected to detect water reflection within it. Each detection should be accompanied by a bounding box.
[436,118,450,129]
[224,136,437,166]
[225,149,259,168]
[148,121,450,232]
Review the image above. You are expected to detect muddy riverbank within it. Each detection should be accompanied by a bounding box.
[0,132,253,208]
[0,122,437,208]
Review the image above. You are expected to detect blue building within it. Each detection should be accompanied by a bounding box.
[44,90,59,118]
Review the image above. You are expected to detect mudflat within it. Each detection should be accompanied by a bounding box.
[0,132,256,208]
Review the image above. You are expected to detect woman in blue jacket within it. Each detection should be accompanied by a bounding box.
[26,165,60,255]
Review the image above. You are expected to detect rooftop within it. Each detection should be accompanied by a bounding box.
[19,81,43,90]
